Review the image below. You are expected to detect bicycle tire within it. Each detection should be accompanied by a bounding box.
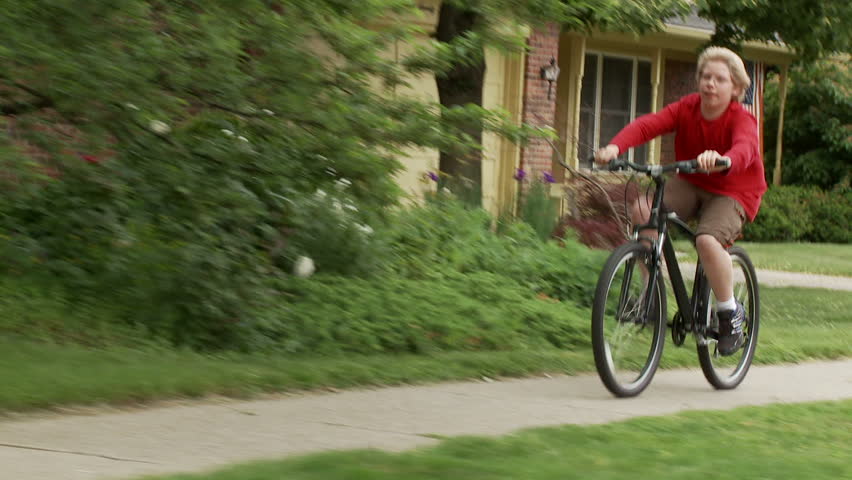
[592,242,667,397]
[697,246,760,389]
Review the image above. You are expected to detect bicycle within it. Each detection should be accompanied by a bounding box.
[589,157,760,397]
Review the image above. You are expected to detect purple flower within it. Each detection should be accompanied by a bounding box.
[427,171,440,182]
[513,168,527,181]
[543,171,556,183]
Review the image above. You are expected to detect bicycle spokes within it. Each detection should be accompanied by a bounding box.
[592,243,667,397]
[697,247,760,389]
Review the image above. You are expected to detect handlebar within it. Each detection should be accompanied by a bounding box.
[595,157,731,176]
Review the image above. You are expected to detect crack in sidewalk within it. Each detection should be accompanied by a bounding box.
[315,421,439,439]
[0,442,158,464]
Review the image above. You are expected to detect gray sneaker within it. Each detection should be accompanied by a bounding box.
[717,302,746,356]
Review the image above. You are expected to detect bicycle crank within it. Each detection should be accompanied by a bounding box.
[671,311,687,346]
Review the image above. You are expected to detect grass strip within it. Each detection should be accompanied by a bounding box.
[674,241,852,277]
[143,400,852,479]
[2,286,850,414]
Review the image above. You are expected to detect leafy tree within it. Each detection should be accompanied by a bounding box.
[431,0,690,186]
[696,0,852,58]
[1,0,524,348]
[763,56,851,189]
[0,0,701,349]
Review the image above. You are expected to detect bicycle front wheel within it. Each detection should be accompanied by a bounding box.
[592,242,667,397]
[697,246,760,389]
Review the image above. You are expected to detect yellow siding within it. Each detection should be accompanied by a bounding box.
[393,37,441,203]
[482,48,526,217]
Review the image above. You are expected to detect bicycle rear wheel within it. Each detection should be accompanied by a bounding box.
[592,242,667,397]
[697,246,760,389]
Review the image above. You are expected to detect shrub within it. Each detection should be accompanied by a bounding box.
[744,185,851,243]
[554,178,639,249]
[808,189,852,243]
[744,185,814,242]
[269,272,590,355]
[519,179,560,241]
[382,195,606,306]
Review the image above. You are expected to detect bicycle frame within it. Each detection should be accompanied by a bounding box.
[632,174,713,342]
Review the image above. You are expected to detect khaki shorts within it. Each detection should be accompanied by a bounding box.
[662,176,746,247]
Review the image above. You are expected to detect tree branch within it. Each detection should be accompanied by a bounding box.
[543,135,630,239]
[0,75,56,115]
[1,97,53,115]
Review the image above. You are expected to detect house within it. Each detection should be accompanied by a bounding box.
[392,3,796,217]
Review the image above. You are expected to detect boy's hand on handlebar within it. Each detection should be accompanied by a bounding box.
[595,144,620,165]
[696,150,730,173]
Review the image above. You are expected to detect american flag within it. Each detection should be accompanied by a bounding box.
[742,61,765,150]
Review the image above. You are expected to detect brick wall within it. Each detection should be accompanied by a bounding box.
[660,59,696,164]
[520,22,560,182]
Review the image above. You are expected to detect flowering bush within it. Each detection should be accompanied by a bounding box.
[554,179,639,249]
[285,185,383,276]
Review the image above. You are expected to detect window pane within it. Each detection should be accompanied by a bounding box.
[578,54,598,168]
[580,54,597,109]
[578,55,654,168]
[601,57,632,112]
[600,112,630,152]
[578,109,596,169]
[636,61,652,116]
[633,61,652,164]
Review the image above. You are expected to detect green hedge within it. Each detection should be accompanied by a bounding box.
[744,185,852,243]
[271,272,589,355]
[1,196,607,354]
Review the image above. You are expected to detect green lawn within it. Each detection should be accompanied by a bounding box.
[1,286,849,414]
[674,241,852,276]
[141,400,852,480]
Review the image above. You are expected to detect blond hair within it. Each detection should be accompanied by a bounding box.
[696,46,751,102]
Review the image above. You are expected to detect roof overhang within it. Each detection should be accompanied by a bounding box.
[582,24,796,66]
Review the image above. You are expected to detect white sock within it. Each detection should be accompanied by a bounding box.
[716,298,737,312]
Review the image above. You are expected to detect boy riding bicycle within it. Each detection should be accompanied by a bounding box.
[595,46,767,356]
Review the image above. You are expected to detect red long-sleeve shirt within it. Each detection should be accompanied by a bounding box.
[610,93,767,221]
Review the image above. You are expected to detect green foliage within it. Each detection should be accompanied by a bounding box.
[696,0,852,58]
[808,190,852,244]
[0,1,537,349]
[764,57,852,190]
[745,186,813,242]
[519,180,559,241]
[383,196,605,304]
[273,272,589,355]
[744,185,852,243]
[0,0,676,351]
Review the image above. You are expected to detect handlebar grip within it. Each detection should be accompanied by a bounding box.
[608,159,627,172]
[716,157,731,169]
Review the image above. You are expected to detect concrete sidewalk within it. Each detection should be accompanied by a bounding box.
[676,264,852,291]
[3,359,852,480]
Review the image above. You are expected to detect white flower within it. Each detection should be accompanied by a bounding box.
[149,120,171,134]
[356,223,374,235]
[345,202,358,212]
[221,129,235,137]
[262,109,275,116]
[293,256,315,278]
[314,189,327,200]
[326,167,337,176]
[237,135,249,142]
[332,199,344,213]
[125,103,139,111]
[334,178,352,190]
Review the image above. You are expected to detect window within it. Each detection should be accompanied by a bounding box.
[578,53,652,168]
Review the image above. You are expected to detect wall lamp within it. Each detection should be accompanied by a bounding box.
[540,57,560,100]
